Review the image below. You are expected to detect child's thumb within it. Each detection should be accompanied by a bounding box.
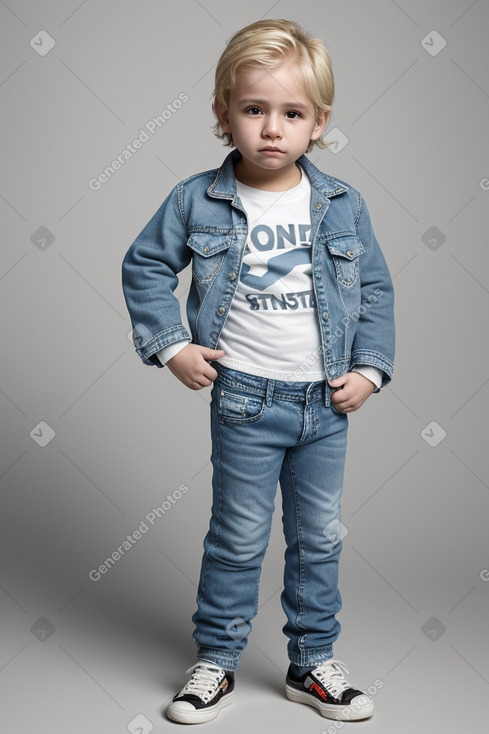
[203,347,226,360]
[327,376,343,387]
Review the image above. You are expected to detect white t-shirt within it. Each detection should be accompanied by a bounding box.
[218,168,325,380]
[156,167,383,389]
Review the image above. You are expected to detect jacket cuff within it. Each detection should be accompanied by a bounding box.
[133,324,192,366]
[350,349,394,390]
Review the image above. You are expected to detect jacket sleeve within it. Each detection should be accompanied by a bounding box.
[121,184,192,367]
[350,195,395,390]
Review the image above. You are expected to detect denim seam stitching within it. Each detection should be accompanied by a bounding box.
[216,376,326,404]
[286,452,307,641]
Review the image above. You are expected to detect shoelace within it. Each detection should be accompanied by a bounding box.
[177,662,224,703]
[312,659,352,699]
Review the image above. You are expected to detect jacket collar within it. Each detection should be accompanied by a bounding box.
[207,148,348,200]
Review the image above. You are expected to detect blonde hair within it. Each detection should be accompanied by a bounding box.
[212,19,335,152]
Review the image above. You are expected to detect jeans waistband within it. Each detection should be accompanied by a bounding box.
[212,362,332,407]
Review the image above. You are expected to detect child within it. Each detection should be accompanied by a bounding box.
[122,18,394,725]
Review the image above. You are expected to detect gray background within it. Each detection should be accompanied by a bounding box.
[1,1,488,732]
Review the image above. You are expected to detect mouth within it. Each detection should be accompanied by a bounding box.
[260,147,284,153]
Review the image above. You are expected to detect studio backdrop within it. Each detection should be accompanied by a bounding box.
[1,1,488,732]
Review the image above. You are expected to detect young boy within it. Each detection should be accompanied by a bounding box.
[122,19,394,725]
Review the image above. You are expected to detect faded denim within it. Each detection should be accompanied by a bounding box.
[192,363,349,671]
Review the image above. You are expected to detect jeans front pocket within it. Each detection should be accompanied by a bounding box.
[329,388,348,418]
[330,402,347,417]
[218,387,265,424]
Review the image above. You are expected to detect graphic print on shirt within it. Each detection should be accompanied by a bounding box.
[239,222,315,312]
[217,169,326,381]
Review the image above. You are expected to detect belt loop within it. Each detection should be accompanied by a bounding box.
[324,379,331,407]
[265,378,275,407]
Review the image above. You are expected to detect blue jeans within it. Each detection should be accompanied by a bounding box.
[192,363,349,671]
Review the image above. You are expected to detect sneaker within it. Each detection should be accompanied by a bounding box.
[167,660,235,724]
[285,659,373,720]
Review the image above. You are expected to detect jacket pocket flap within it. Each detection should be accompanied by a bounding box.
[187,233,232,257]
[325,236,365,259]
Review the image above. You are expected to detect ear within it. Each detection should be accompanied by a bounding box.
[213,98,231,133]
[310,109,330,141]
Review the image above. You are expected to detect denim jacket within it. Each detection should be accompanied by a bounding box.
[122,148,395,391]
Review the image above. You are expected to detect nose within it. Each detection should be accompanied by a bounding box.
[262,113,282,140]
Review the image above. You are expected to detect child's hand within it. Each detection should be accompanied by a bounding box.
[166,344,226,390]
[328,372,376,413]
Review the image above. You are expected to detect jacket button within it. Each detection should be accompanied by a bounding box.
[316,202,323,209]
[217,306,225,315]
[204,246,210,254]
[228,272,236,280]
[346,250,354,258]
[322,311,329,321]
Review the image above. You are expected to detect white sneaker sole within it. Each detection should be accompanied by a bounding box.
[167,690,234,724]
[286,684,373,720]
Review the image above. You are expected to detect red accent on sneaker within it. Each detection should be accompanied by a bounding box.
[310,682,328,701]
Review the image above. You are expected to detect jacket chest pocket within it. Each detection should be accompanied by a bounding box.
[187,233,233,285]
[325,236,365,286]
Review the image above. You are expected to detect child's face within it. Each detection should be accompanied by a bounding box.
[215,60,329,186]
